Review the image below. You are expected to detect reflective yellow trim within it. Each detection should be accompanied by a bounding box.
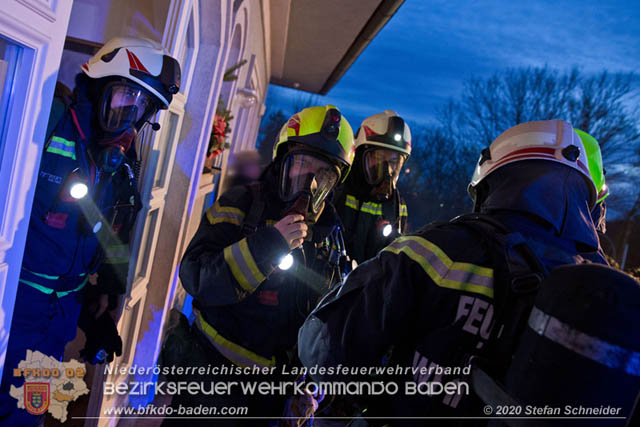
[360,201,383,215]
[238,238,266,285]
[346,194,359,210]
[223,238,265,292]
[206,202,245,226]
[47,136,77,160]
[223,244,251,291]
[400,204,408,216]
[384,236,494,298]
[345,194,383,215]
[50,136,75,147]
[266,219,277,226]
[195,311,276,368]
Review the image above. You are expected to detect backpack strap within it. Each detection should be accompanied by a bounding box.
[44,82,74,149]
[450,213,545,371]
[241,182,266,236]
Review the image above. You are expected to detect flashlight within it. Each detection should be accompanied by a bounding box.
[70,182,89,199]
[279,253,294,270]
[377,219,393,238]
[394,133,402,142]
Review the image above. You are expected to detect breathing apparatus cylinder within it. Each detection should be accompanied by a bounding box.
[503,264,640,423]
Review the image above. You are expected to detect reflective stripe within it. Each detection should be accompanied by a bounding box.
[195,311,276,368]
[528,306,640,376]
[266,219,277,226]
[223,238,266,292]
[47,136,76,160]
[400,204,408,217]
[360,201,383,215]
[105,243,129,264]
[345,194,383,215]
[345,195,359,210]
[206,202,245,226]
[384,236,494,298]
[19,276,88,298]
[22,268,59,280]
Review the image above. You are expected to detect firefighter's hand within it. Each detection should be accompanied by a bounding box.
[282,390,319,427]
[274,214,307,249]
[94,293,109,319]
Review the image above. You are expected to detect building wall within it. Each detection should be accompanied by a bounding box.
[173,0,270,319]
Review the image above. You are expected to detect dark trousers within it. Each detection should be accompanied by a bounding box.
[0,283,83,426]
[161,325,287,427]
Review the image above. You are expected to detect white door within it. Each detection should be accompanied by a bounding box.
[89,0,200,423]
[0,0,74,380]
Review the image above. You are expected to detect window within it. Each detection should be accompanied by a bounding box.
[0,37,24,174]
[178,11,196,95]
[135,208,160,280]
[154,112,180,189]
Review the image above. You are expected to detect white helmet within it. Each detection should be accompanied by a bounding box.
[355,110,412,156]
[81,37,181,108]
[468,120,597,207]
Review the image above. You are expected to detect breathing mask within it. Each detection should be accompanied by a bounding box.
[279,151,341,220]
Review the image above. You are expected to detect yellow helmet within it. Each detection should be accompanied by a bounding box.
[273,105,355,180]
[574,129,609,203]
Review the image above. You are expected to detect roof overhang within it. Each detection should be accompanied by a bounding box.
[269,0,404,95]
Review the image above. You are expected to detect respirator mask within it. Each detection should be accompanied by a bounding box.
[279,151,341,221]
[362,148,407,200]
[94,81,159,172]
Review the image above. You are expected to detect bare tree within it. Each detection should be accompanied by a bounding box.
[399,125,477,227]
[256,109,287,164]
[403,67,640,249]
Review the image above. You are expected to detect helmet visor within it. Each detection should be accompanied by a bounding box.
[281,152,340,213]
[100,82,157,133]
[362,148,407,185]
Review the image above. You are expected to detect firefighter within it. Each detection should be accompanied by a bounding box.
[298,120,609,423]
[333,110,411,264]
[168,105,355,425]
[0,37,180,425]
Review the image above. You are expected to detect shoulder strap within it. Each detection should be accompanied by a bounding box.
[450,213,544,372]
[241,182,266,236]
[44,82,74,148]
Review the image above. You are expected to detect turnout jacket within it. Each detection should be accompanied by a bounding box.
[333,188,408,264]
[298,212,607,419]
[21,83,139,295]
[179,182,344,368]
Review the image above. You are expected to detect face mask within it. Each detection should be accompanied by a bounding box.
[279,152,340,218]
[362,148,406,198]
[94,81,158,173]
[99,81,156,134]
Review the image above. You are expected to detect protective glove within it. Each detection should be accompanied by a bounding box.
[79,310,123,364]
[78,287,123,364]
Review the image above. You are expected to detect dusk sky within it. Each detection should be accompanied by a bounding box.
[263,0,640,129]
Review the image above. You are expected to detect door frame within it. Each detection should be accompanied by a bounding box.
[0,0,73,380]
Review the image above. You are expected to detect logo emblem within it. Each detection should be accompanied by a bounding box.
[24,383,50,415]
[126,49,149,73]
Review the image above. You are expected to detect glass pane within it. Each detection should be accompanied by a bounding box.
[153,112,179,188]
[0,36,24,174]
[119,297,141,364]
[178,11,195,94]
[135,208,159,279]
